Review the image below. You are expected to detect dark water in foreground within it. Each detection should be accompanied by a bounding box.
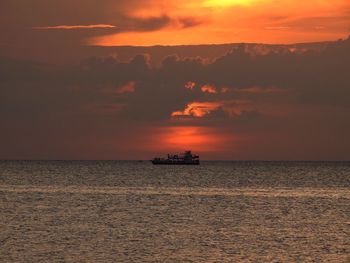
[0,161,349,262]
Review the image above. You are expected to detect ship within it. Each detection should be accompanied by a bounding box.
[151,151,200,165]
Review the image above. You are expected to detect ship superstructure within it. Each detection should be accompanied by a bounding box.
[152,151,200,165]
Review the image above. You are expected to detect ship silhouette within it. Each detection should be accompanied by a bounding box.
[151,151,200,165]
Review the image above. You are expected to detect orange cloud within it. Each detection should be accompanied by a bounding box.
[185,81,196,90]
[32,24,116,30]
[172,102,222,118]
[234,87,286,94]
[221,87,230,93]
[201,84,218,94]
[264,26,290,30]
[116,81,136,94]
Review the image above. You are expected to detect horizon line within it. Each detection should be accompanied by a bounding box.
[1,159,349,162]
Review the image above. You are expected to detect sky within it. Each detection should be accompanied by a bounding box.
[1,0,350,160]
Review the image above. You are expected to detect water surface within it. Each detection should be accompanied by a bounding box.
[1,161,349,262]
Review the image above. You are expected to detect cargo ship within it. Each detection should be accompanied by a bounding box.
[151,151,200,165]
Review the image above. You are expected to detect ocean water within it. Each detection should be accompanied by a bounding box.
[0,161,349,262]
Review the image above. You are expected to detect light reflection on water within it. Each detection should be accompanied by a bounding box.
[0,161,349,262]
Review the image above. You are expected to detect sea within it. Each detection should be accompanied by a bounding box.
[0,161,349,262]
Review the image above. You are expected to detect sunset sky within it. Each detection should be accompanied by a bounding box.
[90,0,350,46]
[1,0,350,160]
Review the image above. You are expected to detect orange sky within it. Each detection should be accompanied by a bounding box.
[1,0,350,160]
[151,126,233,153]
[90,0,350,46]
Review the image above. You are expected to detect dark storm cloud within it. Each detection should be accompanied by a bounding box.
[1,37,350,120]
[204,39,350,106]
[1,36,350,159]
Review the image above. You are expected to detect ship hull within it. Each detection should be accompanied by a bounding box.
[151,151,200,165]
[151,160,200,165]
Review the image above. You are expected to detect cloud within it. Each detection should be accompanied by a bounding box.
[271,15,350,32]
[232,87,287,94]
[30,14,181,34]
[32,24,117,30]
[171,102,223,118]
[177,17,204,28]
[0,1,204,57]
[264,26,290,30]
[88,15,205,46]
[201,85,218,94]
[120,15,172,32]
[1,36,350,159]
[184,81,196,90]
[116,81,136,94]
